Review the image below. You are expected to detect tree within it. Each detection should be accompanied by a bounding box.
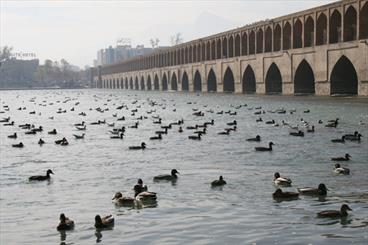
[170,33,183,46]
[150,38,160,49]
[0,46,13,65]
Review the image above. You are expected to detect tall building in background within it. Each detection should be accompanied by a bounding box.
[94,44,153,66]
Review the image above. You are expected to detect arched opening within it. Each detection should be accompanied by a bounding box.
[256,29,264,53]
[360,2,368,39]
[182,72,189,91]
[201,43,205,62]
[242,65,256,94]
[211,40,216,60]
[294,60,315,94]
[265,27,272,52]
[316,13,327,45]
[283,22,291,50]
[293,19,303,48]
[249,30,255,54]
[207,69,217,92]
[304,17,314,47]
[274,24,281,51]
[193,45,197,62]
[242,33,248,55]
[329,10,342,44]
[223,67,235,93]
[193,70,202,92]
[120,78,124,89]
[140,76,145,90]
[235,34,240,56]
[184,47,188,64]
[154,75,159,90]
[129,78,133,89]
[344,6,357,41]
[216,40,222,59]
[125,78,128,89]
[189,46,193,63]
[265,63,282,94]
[229,36,234,57]
[222,37,228,58]
[330,56,358,95]
[135,77,139,90]
[147,75,152,90]
[113,79,116,89]
[207,41,211,60]
[162,73,168,91]
[171,73,178,91]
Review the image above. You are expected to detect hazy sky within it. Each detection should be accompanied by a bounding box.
[1,0,336,68]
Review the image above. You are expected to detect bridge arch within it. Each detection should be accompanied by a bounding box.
[256,28,263,53]
[125,78,128,89]
[329,9,342,44]
[242,65,256,94]
[360,2,368,39]
[207,69,217,92]
[229,36,234,58]
[222,37,228,58]
[344,5,357,41]
[223,67,235,93]
[293,19,303,48]
[147,75,152,90]
[211,40,216,60]
[304,16,314,47]
[193,70,202,92]
[120,78,124,89]
[182,72,189,91]
[249,30,255,54]
[140,76,145,90]
[235,34,240,56]
[206,41,211,60]
[154,74,159,90]
[162,73,168,91]
[316,13,327,45]
[242,32,248,55]
[135,77,139,90]
[274,24,281,51]
[265,63,282,94]
[283,22,291,50]
[330,55,358,95]
[171,73,178,91]
[216,39,221,59]
[294,60,315,94]
[129,77,134,89]
[265,26,272,52]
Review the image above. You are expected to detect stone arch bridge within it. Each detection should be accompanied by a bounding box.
[92,0,368,96]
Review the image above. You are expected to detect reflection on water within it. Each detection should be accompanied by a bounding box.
[0,89,368,244]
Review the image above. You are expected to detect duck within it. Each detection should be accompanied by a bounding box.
[188,133,201,140]
[289,130,304,137]
[246,135,260,142]
[95,215,114,229]
[331,136,345,143]
[110,133,124,139]
[274,172,292,186]
[155,128,168,135]
[218,129,230,135]
[48,129,57,135]
[38,138,45,145]
[178,127,183,133]
[29,169,54,181]
[333,163,350,175]
[12,142,24,148]
[348,133,362,142]
[273,189,299,199]
[255,142,274,151]
[129,122,139,129]
[112,192,135,206]
[150,134,162,140]
[265,119,275,125]
[331,154,351,161]
[325,118,339,128]
[317,204,352,218]
[55,137,67,144]
[297,183,328,196]
[129,142,146,150]
[256,117,263,122]
[73,133,85,139]
[75,125,86,130]
[134,179,157,202]
[74,121,85,127]
[186,125,198,130]
[57,213,74,231]
[7,133,17,139]
[227,120,237,126]
[307,125,315,133]
[343,131,359,140]
[224,126,236,132]
[211,176,227,187]
[153,169,179,181]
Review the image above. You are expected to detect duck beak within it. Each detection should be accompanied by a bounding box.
[348,207,352,211]
[112,197,115,200]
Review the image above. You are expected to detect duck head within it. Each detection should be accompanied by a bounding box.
[47,169,54,176]
[137,178,143,185]
[219,176,224,181]
[318,183,328,191]
[112,192,122,200]
[274,172,281,179]
[60,213,66,222]
[273,189,283,196]
[256,135,260,139]
[335,163,341,168]
[171,169,179,176]
[95,215,102,224]
[341,204,352,212]
[345,154,351,159]
[141,142,146,147]
[269,142,274,147]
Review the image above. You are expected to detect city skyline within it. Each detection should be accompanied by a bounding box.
[1,0,336,68]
